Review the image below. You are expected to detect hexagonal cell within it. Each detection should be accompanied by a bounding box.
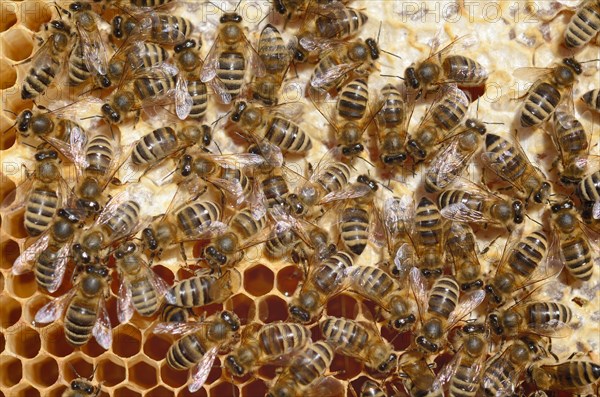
[0,2,17,31]
[0,238,19,270]
[276,265,303,297]
[146,386,174,397]
[0,121,16,149]
[63,355,94,382]
[160,361,188,389]
[112,323,142,358]
[2,208,28,240]
[12,384,40,397]
[330,353,362,380]
[1,28,33,62]
[205,356,222,385]
[143,332,170,361]
[79,335,105,358]
[152,264,175,285]
[105,296,120,328]
[6,324,40,358]
[326,293,358,319]
[258,295,288,323]
[0,331,5,352]
[380,325,411,352]
[96,356,126,387]
[177,387,207,397]
[0,293,22,328]
[24,355,59,387]
[224,293,255,326]
[0,271,4,292]
[24,294,50,325]
[114,387,142,397]
[129,359,158,389]
[46,385,67,397]
[243,264,274,296]
[0,354,22,387]
[193,302,223,319]
[7,270,37,298]
[209,380,239,397]
[19,1,52,32]
[242,379,268,397]
[0,59,17,91]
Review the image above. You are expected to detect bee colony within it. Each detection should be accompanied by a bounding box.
[0,0,599,396]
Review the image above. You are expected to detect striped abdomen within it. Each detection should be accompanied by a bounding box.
[132,127,178,165]
[168,276,214,307]
[520,82,561,127]
[415,197,444,247]
[315,8,368,39]
[35,246,62,291]
[427,276,459,319]
[258,24,288,74]
[534,360,600,390]
[176,201,220,239]
[187,80,208,119]
[313,251,353,293]
[167,333,206,370]
[265,227,298,259]
[25,185,59,236]
[560,233,593,280]
[337,78,369,120]
[321,317,369,352]
[262,175,289,208]
[105,200,141,241]
[22,58,61,100]
[564,0,600,48]
[431,89,469,131]
[64,296,98,346]
[576,170,600,202]
[150,15,192,44]
[230,209,266,240]
[130,278,159,316]
[442,55,488,86]
[134,70,176,100]
[85,135,114,176]
[217,51,245,99]
[377,84,405,128]
[450,355,483,397]
[348,266,396,300]
[68,39,90,86]
[526,301,572,327]
[317,162,351,193]
[259,323,311,358]
[264,117,312,153]
[485,133,528,182]
[290,341,334,387]
[582,88,600,111]
[507,230,547,279]
[340,206,369,255]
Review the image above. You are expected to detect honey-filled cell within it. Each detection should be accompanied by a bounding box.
[275,265,303,297]
[209,381,240,397]
[63,354,94,382]
[143,331,171,361]
[114,387,142,397]
[23,294,50,325]
[2,208,28,240]
[224,293,255,326]
[0,271,4,292]
[160,361,188,389]
[96,356,126,387]
[177,387,208,397]
[0,59,17,91]
[7,270,37,298]
[6,324,40,358]
[0,354,22,387]
[0,238,19,270]
[0,2,17,31]
[23,354,59,387]
[0,115,16,150]
[243,264,274,296]
[112,323,142,358]
[79,335,106,358]
[0,331,5,352]
[326,293,359,319]
[330,353,362,380]
[128,359,158,389]
[0,293,21,328]
[242,379,268,397]
[0,28,33,61]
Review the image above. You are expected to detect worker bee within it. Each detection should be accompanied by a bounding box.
[549,199,596,281]
[438,179,525,231]
[230,101,313,155]
[412,196,447,278]
[515,57,582,128]
[320,316,398,373]
[252,24,296,105]
[225,322,311,377]
[564,0,600,48]
[267,341,342,397]
[106,41,168,86]
[398,351,443,397]
[164,269,241,308]
[359,380,386,397]
[113,242,170,323]
[374,83,411,166]
[21,20,74,100]
[172,39,208,120]
[62,371,101,397]
[200,13,264,104]
[446,222,483,291]
[380,195,416,279]
[12,208,79,293]
[155,310,241,392]
[576,169,600,225]
[483,133,552,204]
[34,263,112,349]
[338,175,379,255]
[485,228,554,307]
[0,148,69,237]
[288,250,354,323]
[488,299,573,338]
[111,13,192,45]
[403,35,488,97]
[550,110,591,185]
[410,268,485,355]
[424,118,486,193]
[160,304,192,323]
[582,88,600,112]
[404,84,471,163]
[309,37,379,92]
[530,359,600,392]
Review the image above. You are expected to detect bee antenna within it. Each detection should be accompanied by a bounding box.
[580,58,600,63]
[80,115,102,121]
[2,108,17,117]
[234,0,242,12]
[525,214,543,227]
[356,155,375,168]
[377,21,382,44]
[380,49,402,60]
[68,362,82,379]
[212,110,231,128]
[483,121,504,125]
[380,74,405,81]
[21,141,38,149]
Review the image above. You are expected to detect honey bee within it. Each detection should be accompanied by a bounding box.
[576,169,600,225]
[173,39,208,120]
[111,13,192,45]
[485,229,553,307]
[113,242,170,323]
[200,13,264,104]
[359,380,386,397]
[483,133,552,204]
[564,0,600,48]
[446,222,483,291]
[320,316,398,373]
[488,300,573,338]
[405,84,470,162]
[62,376,100,397]
[225,322,311,377]
[230,101,313,155]
[267,341,341,397]
[154,311,241,392]
[34,263,112,349]
[516,57,582,128]
[403,35,488,97]
[106,41,168,85]
[412,196,447,278]
[309,38,379,92]
[398,351,443,397]
[12,208,79,293]
[424,118,486,193]
[550,110,590,185]
[160,304,192,323]
[13,107,86,146]
[21,20,74,100]
[582,88,600,112]
[380,195,416,279]
[438,179,525,231]
[164,269,241,308]
[409,268,485,355]
[549,199,596,281]
[338,175,379,255]
[252,24,295,105]
[375,83,410,166]
[288,249,354,323]
[530,359,600,392]
[1,148,68,237]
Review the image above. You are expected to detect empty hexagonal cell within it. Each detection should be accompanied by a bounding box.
[46,385,67,397]
[1,28,33,62]
[330,353,362,380]
[96,356,126,387]
[114,387,142,397]
[326,293,358,319]
[224,293,255,326]
[0,271,4,292]
[0,59,16,91]
[24,355,58,387]
[79,336,105,358]
[0,354,22,387]
[128,359,158,389]
[276,265,303,297]
[7,270,37,298]
[19,1,52,32]
[258,295,288,323]
[0,238,19,270]
[209,380,239,397]
[6,324,40,358]
[242,379,268,397]
[0,2,17,31]
[0,293,21,328]
[0,331,5,352]
[112,323,142,358]
[12,384,40,397]
[160,361,188,389]
[24,294,50,325]
[177,387,207,397]
[0,115,15,150]
[143,332,170,361]
[63,355,94,382]
[2,209,28,239]
[244,264,274,296]
[146,386,174,397]
[105,296,120,328]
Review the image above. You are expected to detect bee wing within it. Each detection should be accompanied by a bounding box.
[593,201,600,220]
[46,244,71,293]
[431,345,462,391]
[77,18,109,76]
[27,36,55,71]
[205,153,266,168]
[0,177,34,213]
[320,183,371,204]
[207,175,245,206]
[117,278,134,324]
[527,319,573,338]
[200,34,221,83]
[447,289,486,326]
[153,321,207,335]
[418,84,470,132]
[207,77,232,105]
[440,202,485,222]
[310,60,362,89]
[513,66,554,82]
[248,179,268,221]
[188,346,219,392]
[150,268,170,298]
[426,137,473,190]
[175,74,193,120]
[34,289,76,324]
[92,298,113,350]
[409,266,429,315]
[429,34,479,61]
[12,234,50,275]
[393,243,417,280]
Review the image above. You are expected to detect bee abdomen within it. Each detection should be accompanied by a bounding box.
[427,276,459,319]
[106,201,141,237]
[131,279,159,316]
[169,276,212,307]
[292,341,334,386]
[442,55,487,86]
[314,251,353,293]
[132,127,178,165]
[25,188,59,236]
[68,41,90,86]
[187,80,208,119]
[85,135,114,175]
[35,249,59,289]
[176,201,220,238]
[582,88,600,111]
[526,301,572,325]
[65,302,96,346]
[321,317,369,351]
[259,323,310,357]
[565,3,600,48]
[151,15,192,44]
[337,79,368,120]
[218,52,245,97]
[319,162,351,193]
[265,117,312,153]
[167,334,206,370]
[340,207,369,255]
[22,61,60,99]
[509,231,547,277]
[521,82,561,127]
[561,236,593,280]
[576,170,600,202]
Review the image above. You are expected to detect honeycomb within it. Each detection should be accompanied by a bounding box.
[0,0,599,396]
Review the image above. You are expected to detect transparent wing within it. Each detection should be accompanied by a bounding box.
[320,183,372,204]
[188,346,219,392]
[200,34,221,83]
[175,74,193,120]
[384,195,415,237]
[409,266,429,316]
[12,234,50,275]
[426,138,473,190]
[310,61,361,89]
[77,18,109,76]
[431,346,462,391]
[1,177,34,213]
[513,66,553,82]
[440,202,485,222]
[117,279,134,324]
[207,77,232,104]
[527,319,573,338]
[34,289,76,324]
[92,298,113,350]
[448,289,486,326]
[153,321,207,335]
[46,244,70,293]
[393,243,416,280]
